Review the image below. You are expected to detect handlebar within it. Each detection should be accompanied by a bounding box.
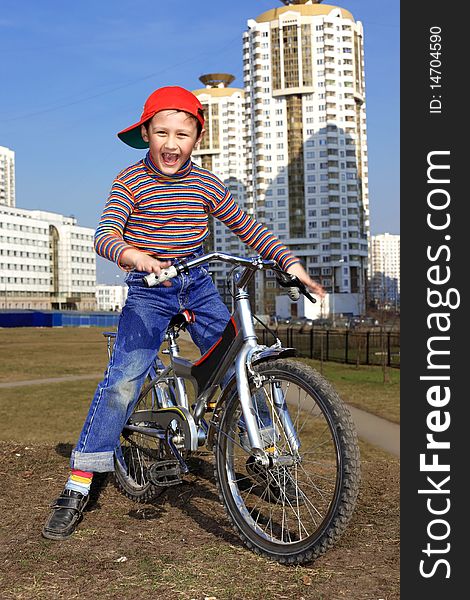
[142,251,316,303]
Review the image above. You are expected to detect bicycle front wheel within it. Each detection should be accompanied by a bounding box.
[213,358,360,564]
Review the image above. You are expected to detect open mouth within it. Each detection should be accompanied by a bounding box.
[162,152,179,166]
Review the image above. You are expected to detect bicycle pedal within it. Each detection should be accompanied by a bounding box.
[148,460,182,487]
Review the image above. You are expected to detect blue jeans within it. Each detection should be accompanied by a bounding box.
[71,255,231,472]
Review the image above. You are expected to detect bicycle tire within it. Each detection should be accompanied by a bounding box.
[113,374,176,502]
[213,358,360,564]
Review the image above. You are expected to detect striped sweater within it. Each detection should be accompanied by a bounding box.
[94,152,299,271]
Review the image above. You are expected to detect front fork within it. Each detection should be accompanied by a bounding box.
[271,380,301,454]
[235,327,300,467]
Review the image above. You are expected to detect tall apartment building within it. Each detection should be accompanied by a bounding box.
[0,146,15,208]
[0,206,96,310]
[370,233,400,309]
[192,74,247,307]
[243,0,370,316]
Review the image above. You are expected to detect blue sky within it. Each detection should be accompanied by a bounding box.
[0,0,399,283]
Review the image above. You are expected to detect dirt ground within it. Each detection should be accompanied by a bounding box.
[0,441,399,600]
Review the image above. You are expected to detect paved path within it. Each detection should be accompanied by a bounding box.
[0,373,400,457]
[0,373,103,388]
[348,405,400,458]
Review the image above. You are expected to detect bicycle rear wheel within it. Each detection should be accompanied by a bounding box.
[213,358,360,564]
[114,375,176,502]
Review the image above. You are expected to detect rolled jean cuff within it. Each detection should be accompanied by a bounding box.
[71,450,115,473]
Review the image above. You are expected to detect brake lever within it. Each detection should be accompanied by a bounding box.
[299,284,316,304]
[275,273,317,304]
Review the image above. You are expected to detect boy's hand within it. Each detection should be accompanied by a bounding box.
[120,248,173,286]
[286,262,326,299]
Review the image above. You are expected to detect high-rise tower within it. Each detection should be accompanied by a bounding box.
[0,146,16,208]
[244,0,370,316]
[370,233,400,309]
[192,74,247,307]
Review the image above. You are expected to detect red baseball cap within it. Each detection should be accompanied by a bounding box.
[117,86,205,149]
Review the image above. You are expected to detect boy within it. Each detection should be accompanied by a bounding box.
[42,85,324,540]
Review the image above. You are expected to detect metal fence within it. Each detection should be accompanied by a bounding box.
[256,327,400,368]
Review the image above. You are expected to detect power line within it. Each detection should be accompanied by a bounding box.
[0,34,241,123]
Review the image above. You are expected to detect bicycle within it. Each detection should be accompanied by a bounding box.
[106,251,360,565]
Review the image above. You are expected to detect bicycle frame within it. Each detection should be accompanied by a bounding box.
[146,252,300,462]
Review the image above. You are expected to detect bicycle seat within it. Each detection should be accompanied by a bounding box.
[168,310,195,331]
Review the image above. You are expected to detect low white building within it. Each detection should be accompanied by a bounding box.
[0,206,96,310]
[95,284,128,311]
[275,289,361,321]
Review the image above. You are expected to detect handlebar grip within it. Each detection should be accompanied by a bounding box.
[143,265,178,287]
[287,287,300,301]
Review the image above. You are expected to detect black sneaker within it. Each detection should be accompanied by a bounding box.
[42,489,89,540]
[245,456,305,505]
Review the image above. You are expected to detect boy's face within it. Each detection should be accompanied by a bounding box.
[141,110,203,175]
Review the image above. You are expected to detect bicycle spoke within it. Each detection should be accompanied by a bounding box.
[215,364,354,550]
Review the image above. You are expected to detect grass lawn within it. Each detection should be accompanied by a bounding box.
[299,358,400,424]
[0,326,399,445]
